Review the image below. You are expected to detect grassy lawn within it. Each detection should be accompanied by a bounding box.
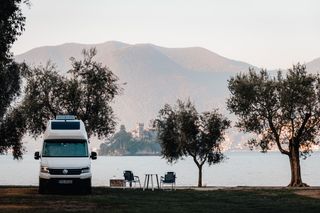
[0,187,320,213]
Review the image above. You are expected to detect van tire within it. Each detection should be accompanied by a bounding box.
[39,178,47,194]
[82,178,92,194]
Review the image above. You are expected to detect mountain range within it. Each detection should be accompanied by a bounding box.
[15,41,320,150]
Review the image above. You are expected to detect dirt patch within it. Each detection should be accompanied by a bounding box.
[0,187,37,197]
[0,204,32,209]
[295,190,320,199]
[0,187,98,211]
[0,201,97,212]
[42,201,97,212]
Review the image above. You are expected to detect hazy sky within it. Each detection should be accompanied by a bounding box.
[12,0,320,69]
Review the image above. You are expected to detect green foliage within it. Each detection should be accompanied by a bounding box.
[0,0,29,158]
[227,64,320,156]
[3,48,120,158]
[0,0,29,117]
[0,107,26,159]
[99,125,161,156]
[155,99,230,164]
[154,99,230,186]
[0,62,24,118]
[19,48,120,139]
[67,48,120,137]
[227,64,320,186]
[22,62,65,135]
[0,0,29,61]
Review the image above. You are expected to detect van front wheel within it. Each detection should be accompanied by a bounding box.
[81,178,92,194]
[39,178,47,194]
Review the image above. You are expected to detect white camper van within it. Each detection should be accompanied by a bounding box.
[34,115,97,194]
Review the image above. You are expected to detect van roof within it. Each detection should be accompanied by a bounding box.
[43,119,88,140]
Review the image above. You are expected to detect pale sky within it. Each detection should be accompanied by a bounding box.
[12,0,320,69]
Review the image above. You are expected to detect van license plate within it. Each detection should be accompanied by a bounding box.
[59,180,73,184]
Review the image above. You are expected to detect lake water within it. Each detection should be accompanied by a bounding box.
[0,151,319,187]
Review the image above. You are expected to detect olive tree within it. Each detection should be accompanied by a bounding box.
[66,48,120,137]
[154,99,230,187]
[227,64,320,187]
[6,48,121,158]
[0,0,29,158]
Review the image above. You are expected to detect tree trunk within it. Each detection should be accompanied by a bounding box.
[287,144,308,187]
[197,165,203,187]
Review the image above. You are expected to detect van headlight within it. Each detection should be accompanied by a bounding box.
[81,167,90,173]
[41,166,49,173]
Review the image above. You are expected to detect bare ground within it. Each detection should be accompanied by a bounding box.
[294,189,320,199]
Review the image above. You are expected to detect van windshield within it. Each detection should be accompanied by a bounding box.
[42,139,88,157]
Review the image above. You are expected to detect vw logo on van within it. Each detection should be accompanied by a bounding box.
[62,169,68,175]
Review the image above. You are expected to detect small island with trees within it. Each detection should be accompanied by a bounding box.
[99,124,161,156]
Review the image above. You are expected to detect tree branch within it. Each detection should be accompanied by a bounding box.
[294,113,311,145]
[290,114,295,140]
[192,155,201,168]
[268,117,290,155]
[200,154,208,166]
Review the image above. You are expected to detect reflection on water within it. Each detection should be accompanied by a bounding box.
[0,152,319,186]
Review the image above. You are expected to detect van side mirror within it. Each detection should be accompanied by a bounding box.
[34,151,40,160]
[90,151,97,160]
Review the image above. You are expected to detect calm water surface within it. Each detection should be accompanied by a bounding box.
[0,152,319,186]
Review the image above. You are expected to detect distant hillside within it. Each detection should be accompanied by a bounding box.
[14,41,320,152]
[15,41,254,130]
[306,57,320,73]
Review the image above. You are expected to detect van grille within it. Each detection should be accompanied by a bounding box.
[49,168,82,175]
